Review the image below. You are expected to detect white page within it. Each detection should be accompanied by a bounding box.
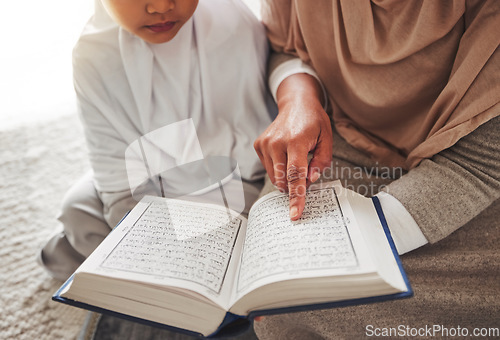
[73,196,246,306]
[234,181,375,299]
[344,190,408,292]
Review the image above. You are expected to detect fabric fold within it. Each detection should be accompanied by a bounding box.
[262,0,499,169]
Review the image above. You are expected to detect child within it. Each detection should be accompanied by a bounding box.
[39,0,276,281]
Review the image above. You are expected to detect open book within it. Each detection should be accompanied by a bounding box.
[53,181,412,337]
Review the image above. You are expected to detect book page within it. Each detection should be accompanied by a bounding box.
[92,197,244,297]
[345,191,408,292]
[236,183,360,295]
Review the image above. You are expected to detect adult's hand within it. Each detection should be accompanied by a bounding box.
[254,73,333,220]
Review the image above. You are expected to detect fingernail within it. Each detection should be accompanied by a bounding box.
[290,206,298,219]
[310,171,320,183]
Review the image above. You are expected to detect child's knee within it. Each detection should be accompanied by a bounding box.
[58,174,105,227]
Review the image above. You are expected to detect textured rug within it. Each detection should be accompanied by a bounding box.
[0,113,260,340]
[0,114,90,339]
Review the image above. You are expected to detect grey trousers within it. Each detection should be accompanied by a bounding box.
[38,171,135,281]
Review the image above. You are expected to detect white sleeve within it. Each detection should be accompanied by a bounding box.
[269,58,328,110]
[376,191,428,255]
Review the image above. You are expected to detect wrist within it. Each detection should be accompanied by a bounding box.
[276,73,325,111]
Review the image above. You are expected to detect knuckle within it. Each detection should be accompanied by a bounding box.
[255,134,271,148]
[268,137,285,150]
[253,139,261,150]
[286,164,306,184]
[288,133,303,144]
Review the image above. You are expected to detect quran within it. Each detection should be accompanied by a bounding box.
[53,181,412,337]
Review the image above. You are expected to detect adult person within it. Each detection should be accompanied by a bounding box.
[253,0,499,338]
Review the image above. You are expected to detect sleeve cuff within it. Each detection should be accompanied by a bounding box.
[268,58,328,111]
[376,191,428,255]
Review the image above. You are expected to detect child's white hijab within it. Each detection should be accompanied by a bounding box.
[74,0,274,192]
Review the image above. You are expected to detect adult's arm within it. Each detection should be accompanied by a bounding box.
[263,52,429,253]
[382,115,500,248]
[257,0,500,245]
[263,51,500,252]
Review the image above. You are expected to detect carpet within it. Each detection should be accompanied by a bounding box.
[0,114,90,339]
[0,114,260,340]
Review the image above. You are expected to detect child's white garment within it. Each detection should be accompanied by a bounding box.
[39,0,276,280]
[74,0,275,193]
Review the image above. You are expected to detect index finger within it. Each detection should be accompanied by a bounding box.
[286,148,309,221]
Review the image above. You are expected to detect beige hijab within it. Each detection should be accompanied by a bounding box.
[263,0,499,169]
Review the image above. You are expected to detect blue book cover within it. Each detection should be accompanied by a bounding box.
[52,183,413,338]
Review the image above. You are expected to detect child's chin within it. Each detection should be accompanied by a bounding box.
[138,29,178,45]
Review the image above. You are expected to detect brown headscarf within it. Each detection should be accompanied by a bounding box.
[262,0,499,169]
